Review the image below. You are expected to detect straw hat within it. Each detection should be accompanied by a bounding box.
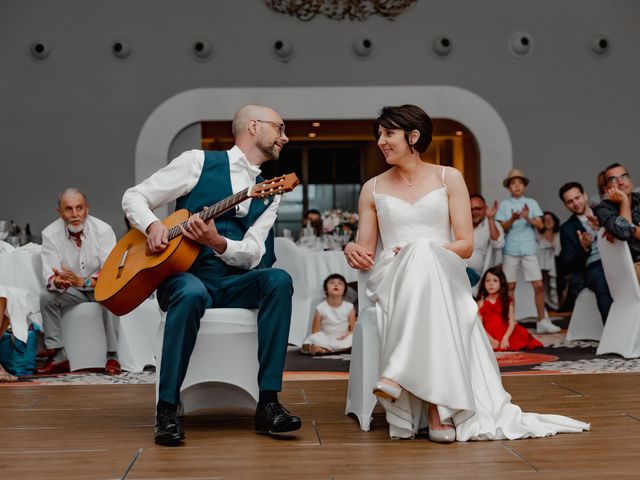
[502,168,530,188]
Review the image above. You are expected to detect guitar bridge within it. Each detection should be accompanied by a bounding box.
[116,246,130,279]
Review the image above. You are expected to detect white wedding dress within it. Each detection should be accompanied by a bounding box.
[366,171,589,440]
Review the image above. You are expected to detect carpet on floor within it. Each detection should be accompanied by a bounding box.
[4,317,636,385]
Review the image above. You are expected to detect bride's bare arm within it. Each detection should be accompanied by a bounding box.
[344,179,377,270]
[445,167,474,259]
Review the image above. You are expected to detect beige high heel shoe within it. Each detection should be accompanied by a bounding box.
[427,404,455,444]
[372,381,402,402]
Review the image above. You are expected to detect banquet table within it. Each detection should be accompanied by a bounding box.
[0,245,44,342]
[296,247,357,298]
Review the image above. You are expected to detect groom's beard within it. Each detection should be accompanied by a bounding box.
[67,223,85,234]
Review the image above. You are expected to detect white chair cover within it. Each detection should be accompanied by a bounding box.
[345,240,382,431]
[273,237,315,346]
[156,308,259,415]
[118,297,161,372]
[596,230,640,357]
[61,303,107,371]
[565,288,604,342]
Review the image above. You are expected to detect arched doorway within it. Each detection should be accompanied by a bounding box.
[135,86,512,219]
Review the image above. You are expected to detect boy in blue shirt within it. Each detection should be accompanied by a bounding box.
[496,169,560,333]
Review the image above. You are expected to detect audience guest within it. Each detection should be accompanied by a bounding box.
[558,182,612,323]
[476,267,542,352]
[596,170,607,202]
[496,169,560,333]
[0,296,17,382]
[37,188,120,375]
[301,273,356,356]
[468,194,504,282]
[594,163,640,282]
[302,209,323,237]
[536,211,561,310]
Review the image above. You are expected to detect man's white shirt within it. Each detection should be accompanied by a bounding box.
[468,217,504,274]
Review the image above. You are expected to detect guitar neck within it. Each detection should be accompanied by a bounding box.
[167,187,251,240]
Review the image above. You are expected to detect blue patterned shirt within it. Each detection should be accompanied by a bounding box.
[496,196,543,256]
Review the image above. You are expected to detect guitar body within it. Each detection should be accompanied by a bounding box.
[95,209,200,316]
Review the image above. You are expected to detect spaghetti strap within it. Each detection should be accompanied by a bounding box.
[441,166,447,187]
[373,175,378,193]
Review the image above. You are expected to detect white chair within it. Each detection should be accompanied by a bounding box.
[118,297,162,372]
[60,303,107,371]
[565,288,604,342]
[273,237,314,346]
[156,308,259,415]
[345,240,382,431]
[596,230,640,358]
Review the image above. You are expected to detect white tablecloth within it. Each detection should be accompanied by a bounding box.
[0,246,44,342]
[298,249,357,298]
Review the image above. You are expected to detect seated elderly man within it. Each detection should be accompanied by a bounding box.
[467,194,504,284]
[558,181,612,323]
[594,164,640,282]
[37,188,120,375]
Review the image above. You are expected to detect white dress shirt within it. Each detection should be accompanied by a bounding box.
[468,217,505,274]
[41,215,117,291]
[122,147,281,270]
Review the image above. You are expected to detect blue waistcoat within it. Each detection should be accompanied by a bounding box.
[175,150,276,284]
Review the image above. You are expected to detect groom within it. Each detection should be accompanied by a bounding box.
[122,104,301,446]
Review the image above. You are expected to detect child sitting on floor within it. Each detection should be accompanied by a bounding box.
[301,274,356,356]
[477,266,543,352]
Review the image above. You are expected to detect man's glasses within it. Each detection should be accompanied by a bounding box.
[606,173,629,185]
[256,119,286,136]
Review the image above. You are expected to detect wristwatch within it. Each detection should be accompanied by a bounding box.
[84,277,92,288]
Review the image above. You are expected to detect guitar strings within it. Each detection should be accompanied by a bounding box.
[121,182,283,256]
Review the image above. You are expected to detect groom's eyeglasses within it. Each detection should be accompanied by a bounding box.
[256,119,286,136]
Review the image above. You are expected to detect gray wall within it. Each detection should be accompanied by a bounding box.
[1,0,639,236]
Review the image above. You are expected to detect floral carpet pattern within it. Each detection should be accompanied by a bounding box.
[3,321,638,386]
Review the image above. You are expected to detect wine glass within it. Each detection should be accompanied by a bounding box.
[0,221,9,241]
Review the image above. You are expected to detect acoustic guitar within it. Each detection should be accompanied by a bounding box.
[95,173,300,316]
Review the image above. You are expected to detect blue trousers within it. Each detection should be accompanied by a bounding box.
[156,268,293,406]
[571,260,613,323]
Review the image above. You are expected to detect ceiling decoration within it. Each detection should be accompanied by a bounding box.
[264,0,417,22]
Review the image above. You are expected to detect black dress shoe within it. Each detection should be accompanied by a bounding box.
[255,402,302,435]
[154,409,184,446]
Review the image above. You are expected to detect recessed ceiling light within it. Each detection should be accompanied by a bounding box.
[312,122,321,127]
[455,131,463,136]
[308,132,317,138]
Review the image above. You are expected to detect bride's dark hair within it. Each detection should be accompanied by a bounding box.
[374,104,433,153]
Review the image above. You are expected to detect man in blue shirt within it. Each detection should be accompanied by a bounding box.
[496,169,560,333]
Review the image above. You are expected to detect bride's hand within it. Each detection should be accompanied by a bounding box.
[344,242,374,270]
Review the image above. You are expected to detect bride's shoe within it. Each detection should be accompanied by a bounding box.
[372,381,402,402]
[428,426,456,444]
[427,403,455,444]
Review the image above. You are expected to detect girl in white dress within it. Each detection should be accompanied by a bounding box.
[344,105,589,443]
[301,274,356,355]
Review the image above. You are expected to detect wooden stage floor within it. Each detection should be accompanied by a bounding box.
[1,373,639,479]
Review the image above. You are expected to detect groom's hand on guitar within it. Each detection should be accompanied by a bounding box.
[179,210,228,254]
[146,221,170,254]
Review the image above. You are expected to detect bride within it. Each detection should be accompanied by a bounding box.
[344,104,589,443]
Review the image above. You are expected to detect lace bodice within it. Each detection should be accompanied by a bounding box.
[373,184,452,257]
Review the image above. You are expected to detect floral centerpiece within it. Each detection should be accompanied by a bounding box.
[321,209,359,241]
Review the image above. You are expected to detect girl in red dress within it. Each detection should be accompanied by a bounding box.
[476,267,543,351]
